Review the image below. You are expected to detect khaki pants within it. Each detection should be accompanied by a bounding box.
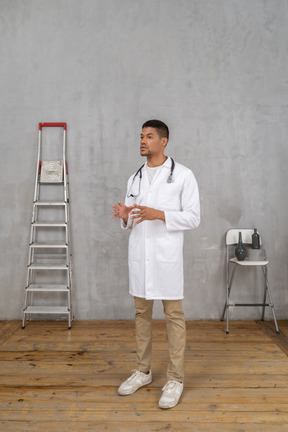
[134,296,186,382]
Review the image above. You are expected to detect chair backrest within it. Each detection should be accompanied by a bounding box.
[226,229,262,246]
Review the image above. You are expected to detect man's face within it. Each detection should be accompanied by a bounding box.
[140,127,167,157]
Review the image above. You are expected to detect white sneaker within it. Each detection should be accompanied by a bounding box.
[118,370,152,395]
[158,380,183,409]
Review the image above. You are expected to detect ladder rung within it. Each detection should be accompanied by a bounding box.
[26,285,69,292]
[32,254,67,260]
[32,222,67,227]
[39,181,64,185]
[30,242,68,248]
[34,201,67,206]
[28,264,69,270]
[23,306,70,315]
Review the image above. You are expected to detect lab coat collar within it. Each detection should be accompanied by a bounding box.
[163,156,172,168]
[143,156,172,170]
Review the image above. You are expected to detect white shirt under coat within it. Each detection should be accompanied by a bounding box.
[121,157,200,300]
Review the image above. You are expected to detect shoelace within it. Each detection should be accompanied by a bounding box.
[162,380,178,392]
[127,369,141,382]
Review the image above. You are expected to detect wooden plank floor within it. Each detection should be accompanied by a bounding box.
[1,320,288,431]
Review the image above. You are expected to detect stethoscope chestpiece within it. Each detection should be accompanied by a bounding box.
[167,158,175,183]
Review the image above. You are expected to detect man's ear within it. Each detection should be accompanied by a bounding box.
[162,137,168,148]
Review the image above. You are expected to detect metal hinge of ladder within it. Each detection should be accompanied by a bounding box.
[22,122,73,329]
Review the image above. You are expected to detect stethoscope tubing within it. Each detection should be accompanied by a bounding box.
[127,157,175,198]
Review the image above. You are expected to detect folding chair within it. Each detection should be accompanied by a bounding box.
[221,229,279,334]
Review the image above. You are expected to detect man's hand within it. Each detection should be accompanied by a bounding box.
[112,201,134,224]
[130,205,165,225]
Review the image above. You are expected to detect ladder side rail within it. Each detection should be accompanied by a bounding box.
[70,257,73,322]
[67,195,73,323]
[65,178,70,248]
[65,207,69,244]
[66,175,73,322]
[66,232,71,266]
[30,127,41,249]
[32,177,41,264]
[64,132,71,257]
[60,123,73,326]
[30,205,39,265]
[65,169,70,213]
[28,225,34,265]
[25,125,40,325]
[27,127,42,298]
[65,170,70,228]
[68,247,73,325]
[65,160,73,294]
[64,131,73,321]
[31,129,42,268]
[30,127,41,245]
[33,129,42,203]
[29,205,38,265]
[63,129,68,204]
[63,128,69,254]
[64,142,73,322]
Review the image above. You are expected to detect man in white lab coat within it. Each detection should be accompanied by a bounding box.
[112,119,200,409]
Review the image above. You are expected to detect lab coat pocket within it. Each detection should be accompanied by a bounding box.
[158,183,181,211]
[128,231,142,262]
[156,234,181,263]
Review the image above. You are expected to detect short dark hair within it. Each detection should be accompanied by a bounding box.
[142,119,169,141]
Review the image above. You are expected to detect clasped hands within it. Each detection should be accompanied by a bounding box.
[112,201,165,225]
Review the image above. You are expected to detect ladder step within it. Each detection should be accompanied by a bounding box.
[30,242,68,248]
[32,253,68,260]
[32,221,67,227]
[28,263,69,270]
[23,306,70,315]
[26,284,69,292]
[34,201,67,206]
[39,181,64,185]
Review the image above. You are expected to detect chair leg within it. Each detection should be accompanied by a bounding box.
[221,288,230,333]
[266,284,280,334]
[262,273,267,321]
[222,267,236,334]
[226,304,229,334]
[221,300,227,321]
[262,267,280,334]
[221,303,230,334]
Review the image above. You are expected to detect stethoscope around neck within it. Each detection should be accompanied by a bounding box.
[127,157,175,198]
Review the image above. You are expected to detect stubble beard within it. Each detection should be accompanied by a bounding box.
[140,149,152,157]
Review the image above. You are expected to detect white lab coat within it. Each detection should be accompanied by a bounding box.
[122,157,200,300]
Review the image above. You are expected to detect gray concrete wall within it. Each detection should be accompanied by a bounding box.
[1,0,288,321]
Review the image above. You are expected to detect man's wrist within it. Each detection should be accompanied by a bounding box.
[157,210,165,222]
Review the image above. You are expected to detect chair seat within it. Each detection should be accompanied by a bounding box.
[230,257,268,266]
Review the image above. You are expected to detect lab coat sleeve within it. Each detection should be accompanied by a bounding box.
[165,169,200,231]
[121,176,134,230]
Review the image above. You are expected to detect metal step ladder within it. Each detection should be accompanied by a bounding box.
[22,123,73,329]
